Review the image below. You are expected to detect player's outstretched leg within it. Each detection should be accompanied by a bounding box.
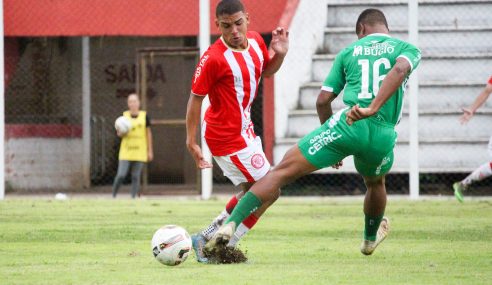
[208,146,318,248]
[360,175,390,255]
[453,162,492,203]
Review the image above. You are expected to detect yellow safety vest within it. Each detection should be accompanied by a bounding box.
[119,111,148,162]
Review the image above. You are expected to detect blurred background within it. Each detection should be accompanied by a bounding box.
[4,0,492,196]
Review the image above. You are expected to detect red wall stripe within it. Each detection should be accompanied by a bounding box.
[5,124,83,139]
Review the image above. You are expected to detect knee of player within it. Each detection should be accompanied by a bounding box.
[273,188,281,200]
[115,175,126,181]
[363,175,385,188]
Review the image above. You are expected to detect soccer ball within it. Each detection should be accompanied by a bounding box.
[151,225,192,266]
[114,116,132,135]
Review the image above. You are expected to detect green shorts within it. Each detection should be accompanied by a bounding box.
[298,108,397,177]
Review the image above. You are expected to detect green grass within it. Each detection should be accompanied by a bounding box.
[1,197,491,285]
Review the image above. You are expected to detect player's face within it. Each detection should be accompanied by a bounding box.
[216,11,249,49]
[127,95,140,112]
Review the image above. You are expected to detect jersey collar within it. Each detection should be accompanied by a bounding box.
[220,36,250,52]
[367,33,391,38]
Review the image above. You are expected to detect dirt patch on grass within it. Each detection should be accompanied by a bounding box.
[203,243,248,264]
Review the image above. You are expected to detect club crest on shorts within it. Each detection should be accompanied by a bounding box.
[251,153,265,169]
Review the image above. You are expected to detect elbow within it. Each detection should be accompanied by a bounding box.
[316,92,334,109]
[394,60,411,78]
[394,65,408,78]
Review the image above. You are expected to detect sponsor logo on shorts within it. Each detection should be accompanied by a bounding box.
[308,129,342,155]
[251,153,265,169]
[328,108,345,128]
[375,156,391,175]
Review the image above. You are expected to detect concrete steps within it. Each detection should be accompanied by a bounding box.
[272,0,492,172]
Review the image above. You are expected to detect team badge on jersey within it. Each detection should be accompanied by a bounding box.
[251,153,265,169]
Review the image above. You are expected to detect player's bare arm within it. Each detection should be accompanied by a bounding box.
[147,128,154,162]
[316,90,336,124]
[185,93,213,169]
[263,27,289,77]
[346,57,411,125]
[316,90,343,169]
[460,82,492,124]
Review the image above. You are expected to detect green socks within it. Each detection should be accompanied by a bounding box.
[225,192,262,227]
[364,214,384,241]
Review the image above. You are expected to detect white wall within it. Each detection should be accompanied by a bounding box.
[274,0,329,140]
[5,138,84,190]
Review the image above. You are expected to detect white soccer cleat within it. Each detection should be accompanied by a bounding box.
[206,222,236,250]
[360,217,390,256]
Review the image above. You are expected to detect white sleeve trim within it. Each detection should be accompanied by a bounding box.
[397,55,414,72]
[191,91,207,97]
[321,86,334,92]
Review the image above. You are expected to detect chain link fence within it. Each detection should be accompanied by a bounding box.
[276,0,492,196]
[4,0,492,196]
[4,0,201,193]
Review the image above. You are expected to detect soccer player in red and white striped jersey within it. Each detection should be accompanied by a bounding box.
[186,0,289,263]
[453,75,492,202]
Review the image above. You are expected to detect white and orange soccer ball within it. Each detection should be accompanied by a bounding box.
[151,225,192,266]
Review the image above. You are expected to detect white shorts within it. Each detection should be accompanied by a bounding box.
[213,137,271,186]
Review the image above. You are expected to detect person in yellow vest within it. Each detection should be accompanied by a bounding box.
[112,93,153,198]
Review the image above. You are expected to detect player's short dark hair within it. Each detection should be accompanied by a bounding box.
[216,0,245,17]
[356,8,388,34]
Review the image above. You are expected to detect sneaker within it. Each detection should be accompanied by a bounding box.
[453,182,466,203]
[206,222,236,251]
[360,217,390,256]
[191,234,209,263]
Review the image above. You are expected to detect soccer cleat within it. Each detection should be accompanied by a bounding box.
[206,222,236,250]
[453,182,466,203]
[191,234,209,263]
[360,217,390,256]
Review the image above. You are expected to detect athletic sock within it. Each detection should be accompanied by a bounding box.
[200,195,239,240]
[225,195,239,214]
[227,214,259,247]
[225,192,262,227]
[364,214,384,241]
[461,162,492,188]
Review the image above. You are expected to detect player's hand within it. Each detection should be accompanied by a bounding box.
[331,160,343,169]
[148,151,154,162]
[346,104,376,126]
[116,129,124,137]
[187,143,213,169]
[271,27,289,56]
[459,107,474,125]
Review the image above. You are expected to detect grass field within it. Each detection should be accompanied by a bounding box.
[1,197,491,285]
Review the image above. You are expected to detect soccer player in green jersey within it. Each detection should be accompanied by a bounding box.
[208,8,421,255]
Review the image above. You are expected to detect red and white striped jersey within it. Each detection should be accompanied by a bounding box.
[191,31,270,156]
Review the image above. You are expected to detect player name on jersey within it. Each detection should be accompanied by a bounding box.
[352,41,396,57]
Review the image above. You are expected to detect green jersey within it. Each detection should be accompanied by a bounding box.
[322,33,421,125]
